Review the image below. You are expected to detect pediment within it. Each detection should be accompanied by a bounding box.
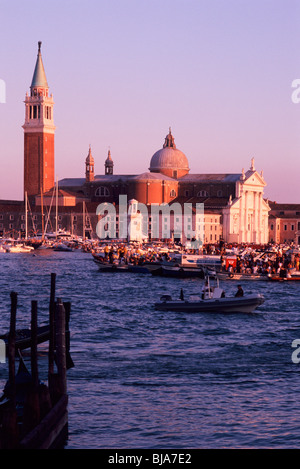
[243,170,266,187]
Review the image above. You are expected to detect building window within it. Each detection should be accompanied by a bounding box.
[95,186,110,197]
[0,215,3,220]
[9,224,14,229]
[291,224,295,231]
[284,224,287,231]
[270,224,274,230]
[173,170,178,178]
[185,190,190,197]
[170,189,176,198]
[197,190,209,197]
[217,190,223,197]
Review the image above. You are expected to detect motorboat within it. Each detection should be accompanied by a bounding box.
[151,265,204,278]
[167,253,222,271]
[154,275,265,313]
[53,242,74,252]
[217,271,269,281]
[5,243,34,253]
[92,255,129,272]
[268,275,300,282]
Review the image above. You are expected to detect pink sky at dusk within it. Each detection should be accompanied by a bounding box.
[0,0,299,203]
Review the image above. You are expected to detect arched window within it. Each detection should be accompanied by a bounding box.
[95,186,110,197]
[197,190,209,197]
[170,189,176,198]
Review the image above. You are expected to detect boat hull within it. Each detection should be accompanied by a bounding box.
[151,266,204,278]
[217,273,268,281]
[93,259,129,272]
[155,294,265,313]
[268,276,300,282]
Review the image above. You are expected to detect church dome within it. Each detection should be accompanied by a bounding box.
[149,129,189,178]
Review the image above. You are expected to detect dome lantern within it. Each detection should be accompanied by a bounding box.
[149,129,189,179]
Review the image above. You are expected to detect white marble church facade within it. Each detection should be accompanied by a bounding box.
[222,159,270,244]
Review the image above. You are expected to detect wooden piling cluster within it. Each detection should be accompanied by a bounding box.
[0,273,72,449]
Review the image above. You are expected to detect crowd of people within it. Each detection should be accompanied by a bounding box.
[220,246,300,277]
[90,240,300,278]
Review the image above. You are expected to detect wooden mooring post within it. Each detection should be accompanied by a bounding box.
[22,300,40,436]
[0,274,71,449]
[0,292,19,449]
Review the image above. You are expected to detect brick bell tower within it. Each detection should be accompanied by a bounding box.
[23,42,55,198]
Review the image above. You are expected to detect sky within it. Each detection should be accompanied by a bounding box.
[0,0,299,203]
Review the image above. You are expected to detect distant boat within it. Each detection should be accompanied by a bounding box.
[53,243,73,252]
[170,253,222,271]
[151,265,204,278]
[217,272,268,281]
[6,244,34,253]
[92,256,129,272]
[268,275,300,282]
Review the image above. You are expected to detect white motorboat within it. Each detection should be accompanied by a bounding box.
[155,275,265,314]
[6,243,34,253]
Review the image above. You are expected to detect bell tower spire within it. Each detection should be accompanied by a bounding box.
[85,145,95,182]
[105,149,114,175]
[23,42,55,198]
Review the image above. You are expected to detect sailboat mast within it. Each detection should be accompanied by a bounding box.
[55,177,58,237]
[25,191,28,240]
[41,187,44,240]
[83,201,85,240]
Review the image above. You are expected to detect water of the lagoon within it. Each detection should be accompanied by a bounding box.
[0,249,300,449]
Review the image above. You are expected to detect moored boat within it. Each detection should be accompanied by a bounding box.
[6,243,35,253]
[151,265,204,278]
[217,272,268,281]
[92,256,129,272]
[268,275,300,282]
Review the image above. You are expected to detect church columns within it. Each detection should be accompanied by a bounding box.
[239,190,244,243]
[253,191,258,243]
[258,192,263,243]
[244,190,248,242]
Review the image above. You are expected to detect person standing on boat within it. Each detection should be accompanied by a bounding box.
[235,285,244,297]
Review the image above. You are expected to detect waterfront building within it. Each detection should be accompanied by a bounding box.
[268,202,300,245]
[0,43,271,245]
[58,137,270,244]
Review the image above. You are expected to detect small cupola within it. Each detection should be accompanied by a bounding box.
[85,145,94,182]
